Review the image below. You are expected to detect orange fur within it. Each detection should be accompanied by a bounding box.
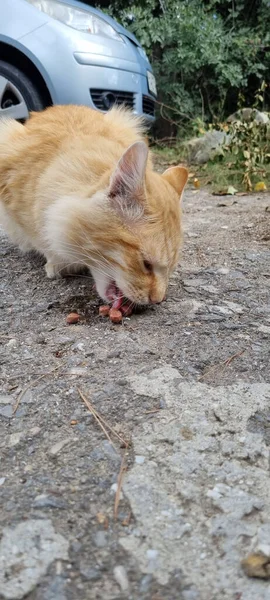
[0,105,188,305]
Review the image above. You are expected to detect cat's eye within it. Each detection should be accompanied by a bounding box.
[143,260,153,273]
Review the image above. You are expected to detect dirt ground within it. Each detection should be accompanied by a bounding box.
[0,184,270,600]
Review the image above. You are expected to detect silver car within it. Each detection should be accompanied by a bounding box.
[0,0,157,122]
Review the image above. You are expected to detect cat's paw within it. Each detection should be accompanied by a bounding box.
[45,261,61,279]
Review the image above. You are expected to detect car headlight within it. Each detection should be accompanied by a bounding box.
[26,0,124,41]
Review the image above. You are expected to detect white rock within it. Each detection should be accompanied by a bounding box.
[113,565,129,593]
[135,455,145,464]
[6,338,18,349]
[9,432,23,447]
[48,438,73,456]
[0,519,69,599]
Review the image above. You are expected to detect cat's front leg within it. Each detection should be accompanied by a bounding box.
[45,259,88,279]
[45,260,62,279]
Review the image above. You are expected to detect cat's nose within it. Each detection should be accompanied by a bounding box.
[149,294,162,304]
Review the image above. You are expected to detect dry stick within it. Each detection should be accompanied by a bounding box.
[114,455,126,521]
[78,388,129,448]
[224,349,246,367]
[78,388,117,450]
[199,348,246,382]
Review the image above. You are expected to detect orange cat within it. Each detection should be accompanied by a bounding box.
[0,105,188,308]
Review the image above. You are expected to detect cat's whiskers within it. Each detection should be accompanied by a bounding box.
[55,242,114,280]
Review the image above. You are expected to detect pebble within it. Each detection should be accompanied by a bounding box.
[9,432,23,447]
[79,562,101,581]
[0,405,13,418]
[33,494,67,509]
[94,530,108,548]
[110,483,123,499]
[113,565,130,593]
[217,267,230,275]
[0,477,6,486]
[29,426,41,436]
[200,284,219,294]
[183,278,207,288]
[0,395,12,405]
[48,438,73,457]
[6,338,18,349]
[139,574,153,593]
[135,455,145,464]
[43,575,67,600]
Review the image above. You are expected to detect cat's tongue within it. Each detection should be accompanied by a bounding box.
[106,281,124,308]
[112,296,123,310]
[106,281,133,315]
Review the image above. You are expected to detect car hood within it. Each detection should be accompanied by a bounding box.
[58,0,141,48]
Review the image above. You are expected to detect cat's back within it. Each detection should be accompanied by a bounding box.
[25,104,144,149]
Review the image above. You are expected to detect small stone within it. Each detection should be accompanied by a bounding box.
[113,565,129,593]
[66,312,80,325]
[0,477,6,486]
[107,350,121,358]
[217,267,230,275]
[6,338,18,349]
[48,438,72,456]
[0,395,12,405]
[139,574,153,593]
[110,483,123,499]
[201,285,219,294]
[241,553,270,579]
[9,432,23,447]
[79,562,101,581]
[94,530,108,548]
[0,405,13,418]
[183,278,207,288]
[33,494,67,509]
[43,575,67,600]
[29,426,41,436]
[135,455,145,464]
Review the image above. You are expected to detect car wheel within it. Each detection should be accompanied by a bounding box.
[0,60,45,121]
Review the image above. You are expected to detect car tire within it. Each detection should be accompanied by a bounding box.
[0,60,45,121]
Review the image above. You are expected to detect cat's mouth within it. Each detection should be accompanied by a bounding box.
[105,281,133,315]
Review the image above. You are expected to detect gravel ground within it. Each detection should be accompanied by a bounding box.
[0,185,270,600]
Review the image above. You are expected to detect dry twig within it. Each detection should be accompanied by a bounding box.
[78,388,129,449]
[199,348,246,382]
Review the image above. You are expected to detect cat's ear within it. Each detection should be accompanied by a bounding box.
[108,141,148,221]
[162,166,188,199]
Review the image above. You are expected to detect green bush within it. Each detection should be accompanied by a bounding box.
[102,0,270,136]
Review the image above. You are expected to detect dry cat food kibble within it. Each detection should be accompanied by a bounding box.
[99,305,123,323]
[109,308,123,323]
[99,305,110,317]
[66,312,80,324]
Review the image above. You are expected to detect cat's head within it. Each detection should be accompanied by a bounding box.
[86,141,188,307]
